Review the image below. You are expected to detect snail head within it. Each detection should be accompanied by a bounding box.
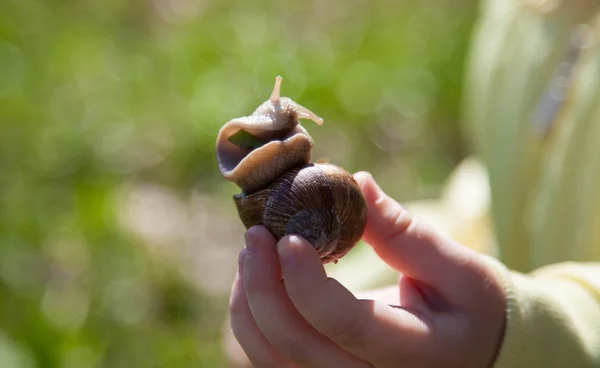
[253,76,324,128]
[216,76,324,194]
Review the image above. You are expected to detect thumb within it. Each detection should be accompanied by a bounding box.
[353,171,487,306]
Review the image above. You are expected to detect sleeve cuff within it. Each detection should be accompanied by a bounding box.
[480,255,531,368]
[481,256,600,368]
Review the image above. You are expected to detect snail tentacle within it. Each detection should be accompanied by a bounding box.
[296,103,324,126]
[270,76,283,104]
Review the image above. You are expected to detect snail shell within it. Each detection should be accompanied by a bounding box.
[216,76,367,264]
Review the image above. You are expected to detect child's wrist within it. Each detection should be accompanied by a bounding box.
[478,254,523,368]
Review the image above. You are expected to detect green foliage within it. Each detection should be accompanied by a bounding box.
[0,0,478,366]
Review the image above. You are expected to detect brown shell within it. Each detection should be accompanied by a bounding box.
[233,163,368,264]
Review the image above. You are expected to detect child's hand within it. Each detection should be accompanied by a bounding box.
[229,172,507,368]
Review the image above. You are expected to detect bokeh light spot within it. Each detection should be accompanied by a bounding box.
[118,183,188,247]
[61,345,99,368]
[0,240,42,292]
[152,0,208,24]
[0,332,37,368]
[336,61,385,114]
[42,285,89,330]
[103,278,153,326]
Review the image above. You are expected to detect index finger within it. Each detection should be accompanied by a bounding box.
[353,171,491,306]
[277,235,431,367]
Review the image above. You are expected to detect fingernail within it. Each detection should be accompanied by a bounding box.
[277,236,297,268]
[354,171,372,180]
[352,171,370,188]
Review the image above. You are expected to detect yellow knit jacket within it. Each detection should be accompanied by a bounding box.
[464,0,600,366]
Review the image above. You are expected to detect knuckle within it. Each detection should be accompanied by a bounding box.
[270,334,312,365]
[327,311,365,348]
[386,206,414,240]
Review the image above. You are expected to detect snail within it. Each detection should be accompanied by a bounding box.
[216,76,367,264]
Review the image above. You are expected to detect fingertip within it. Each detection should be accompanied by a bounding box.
[246,225,274,241]
[242,226,281,294]
[278,234,313,251]
[277,234,311,267]
[353,171,375,194]
[276,235,293,268]
[353,171,373,184]
[286,234,312,250]
[245,226,277,254]
[354,172,384,205]
[278,235,327,280]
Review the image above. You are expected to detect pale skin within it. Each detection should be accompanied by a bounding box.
[229,171,507,368]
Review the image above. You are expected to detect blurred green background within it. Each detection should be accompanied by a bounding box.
[0,0,479,366]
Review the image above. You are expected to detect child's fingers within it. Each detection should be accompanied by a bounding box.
[353,171,488,306]
[243,226,372,368]
[229,249,289,367]
[278,235,432,367]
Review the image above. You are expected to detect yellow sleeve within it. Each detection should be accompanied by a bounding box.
[462,0,600,273]
[485,256,600,367]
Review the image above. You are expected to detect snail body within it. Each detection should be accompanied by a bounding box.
[216,77,367,264]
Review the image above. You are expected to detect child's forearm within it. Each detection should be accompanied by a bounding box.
[485,256,600,368]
